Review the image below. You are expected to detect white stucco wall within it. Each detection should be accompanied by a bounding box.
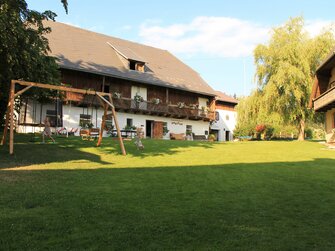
[17,102,210,138]
[325,108,335,143]
[210,109,237,141]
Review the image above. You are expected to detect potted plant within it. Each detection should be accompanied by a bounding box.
[134,94,144,103]
[201,106,208,115]
[151,98,160,104]
[113,92,121,99]
[177,102,185,108]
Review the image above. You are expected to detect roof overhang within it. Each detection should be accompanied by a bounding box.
[59,65,216,97]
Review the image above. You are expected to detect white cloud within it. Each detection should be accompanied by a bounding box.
[139,16,335,58]
[305,19,334,37]
[139,16,270,58]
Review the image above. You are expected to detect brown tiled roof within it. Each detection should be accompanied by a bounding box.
[215,91,238,104]
[45,21,216,96]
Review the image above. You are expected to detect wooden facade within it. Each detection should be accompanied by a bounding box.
[60,69,215,121]
[309,51,335,143]
[215,101,236,111]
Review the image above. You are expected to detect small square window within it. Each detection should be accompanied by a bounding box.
[215,112,219,121]
[79,114,92,128]
[127,118,133,127]
[129,61,136,70]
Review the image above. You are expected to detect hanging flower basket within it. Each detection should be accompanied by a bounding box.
[134,94,144,103]
[151,98,160,104]
[177,102,185,108]
[113,92,121,99]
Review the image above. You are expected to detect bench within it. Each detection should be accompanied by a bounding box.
[80,128,100,141]
[192,133,207,141]
[170,133,185,140]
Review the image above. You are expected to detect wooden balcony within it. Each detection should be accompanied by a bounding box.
[113,98,215,121]
[314,86,335,112]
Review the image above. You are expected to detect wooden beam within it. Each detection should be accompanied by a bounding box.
[9,80,15,154]
[0,100,10,146]
[13,80,111,97]
[96,93,115,109]
[6,79,127,155]
[108,94,126,156]
[97,104,108,147]
[14,85,33,98]
[96,93,126,155]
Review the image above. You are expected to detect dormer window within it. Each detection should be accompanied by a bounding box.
[129,61,136,70]
[108,42,146,73]
[129,60,145,72]
[136,62,145,72]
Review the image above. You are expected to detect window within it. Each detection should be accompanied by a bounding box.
[163,122,169,135]
[186,125,192,136]
[136,63,145,72]
[129,61,136,70]
[104,84,110,93]
[79,114,92,128]
[226,114,229,121]
[46,110,57,127]
[129,61,145,72]
[46,110,62,127]
[215,111,219,121]
[127,118,133,127]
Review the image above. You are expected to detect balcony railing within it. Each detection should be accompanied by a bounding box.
[112,98,215,121]
[314,86,335,111]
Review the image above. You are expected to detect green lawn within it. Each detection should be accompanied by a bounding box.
[1,134,335,250]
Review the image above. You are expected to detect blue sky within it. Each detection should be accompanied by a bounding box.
[27,0,335,96]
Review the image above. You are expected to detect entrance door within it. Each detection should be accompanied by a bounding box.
[153,121,164,139]
[146,120,154,138]
[225,131,230,141]
[210,129,219,141]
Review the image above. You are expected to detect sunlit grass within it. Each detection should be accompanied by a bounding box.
[1,134,335,250]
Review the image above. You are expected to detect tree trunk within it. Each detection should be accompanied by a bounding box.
[297,118,305,141]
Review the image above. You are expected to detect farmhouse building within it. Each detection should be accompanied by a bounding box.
[17,21,237,140]
[210,91,238,141]
[309,48,335,143]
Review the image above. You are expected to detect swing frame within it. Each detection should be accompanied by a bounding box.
[1,80,126,155]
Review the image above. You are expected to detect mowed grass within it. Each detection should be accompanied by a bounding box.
[1,134,335,250]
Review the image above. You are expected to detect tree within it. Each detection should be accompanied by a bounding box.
[0,0,67,128]
[254,17,334,140]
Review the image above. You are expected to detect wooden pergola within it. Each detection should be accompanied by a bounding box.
[1,80,126,155]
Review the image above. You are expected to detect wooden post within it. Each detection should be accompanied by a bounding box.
[2,83,33,146]
[108,94,126,156]
[9,80,15,155]
[166,88,169,104]
[97,104,107,147]
[0,101,10,146]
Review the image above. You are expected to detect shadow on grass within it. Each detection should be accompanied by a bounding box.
[1,158,335,250]
[0,133,215,169]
